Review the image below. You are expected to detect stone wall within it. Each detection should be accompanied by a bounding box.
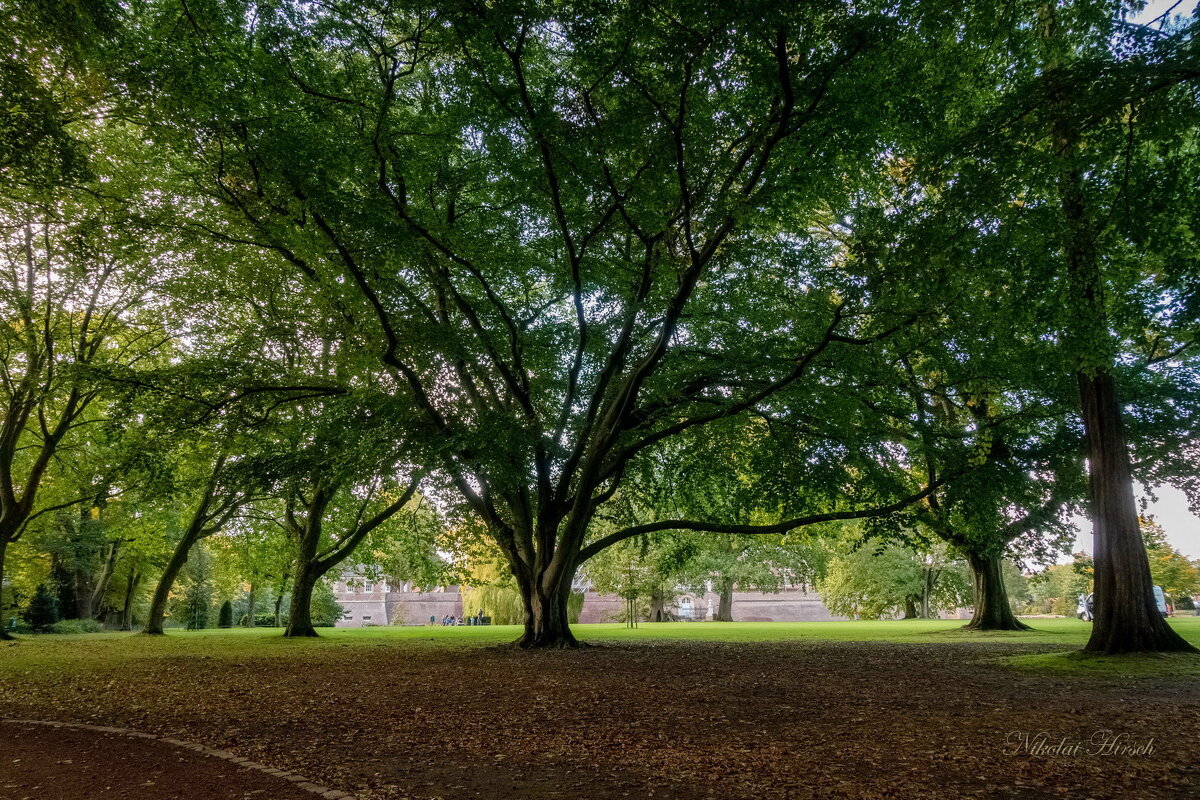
[335,581,848,626]
[334,584,462,627]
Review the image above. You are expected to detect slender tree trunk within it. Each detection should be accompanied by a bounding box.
[274,572,287,627]
[964,552,1029,631]
[120,569,141,631]
[87,541,119,622]
[920,568,938,619]
[715,580,734,622]
[144,533,198,635]
[246,584,256,628]
[0,537,12,640]
[74,568,91,619]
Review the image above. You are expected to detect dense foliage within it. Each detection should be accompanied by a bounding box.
[0,0,1197,653]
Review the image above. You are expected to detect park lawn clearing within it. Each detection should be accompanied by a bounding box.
[2,620,1199,799]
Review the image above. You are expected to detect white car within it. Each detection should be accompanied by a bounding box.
[1077,587,1167,621]
[1076,593,1094,622]
[1153,585,1168,617]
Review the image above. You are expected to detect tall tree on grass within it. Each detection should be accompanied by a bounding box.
[943,3,1200,652]
[142,444,260,634]
[266,398,427,637]
[127,0,981,646]
[0,202,161,638]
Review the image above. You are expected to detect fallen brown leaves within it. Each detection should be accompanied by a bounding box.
[2,639,1198,799]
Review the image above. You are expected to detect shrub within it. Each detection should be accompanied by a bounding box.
[22,584,60,632]
[49,618,102,634]
[218,600,233,628]
[310,581,344,627]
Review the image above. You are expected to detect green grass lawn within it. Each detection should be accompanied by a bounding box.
[4,617,1199,678]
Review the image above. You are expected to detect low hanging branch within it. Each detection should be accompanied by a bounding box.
[578,478,949,563]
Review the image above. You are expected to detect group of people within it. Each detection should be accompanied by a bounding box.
[433,611,487,626]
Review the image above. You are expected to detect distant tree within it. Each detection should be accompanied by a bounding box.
[218,600,233,628]
[1142,519,1200,602]
[582,532,696,622]
[585,540,659,624]
[209,520,294,630]
[818,535,968,620]
[677,534,828,622]
[177,548,214,631]
[1027,557,1093,617]
[22,584,60,632]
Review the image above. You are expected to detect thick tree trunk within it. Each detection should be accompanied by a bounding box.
[246,584,256,628]
[903,596,919,619]
[0,537,12,640]
[964,552,1029,631]
[144,534,197,635]
[1079,372,1195,654]
[715,581,734,622]
[284,568,319,638]
[516,585,579,648]
[647,585,666,622]
[1046,37,1196,654]
[73,569,91,619]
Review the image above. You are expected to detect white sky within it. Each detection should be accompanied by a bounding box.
[1131,0,1195,25]
[1071,486,1200,560]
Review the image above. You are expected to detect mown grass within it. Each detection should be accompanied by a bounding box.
[1007,649,1200,678]
[4,617,1199,678]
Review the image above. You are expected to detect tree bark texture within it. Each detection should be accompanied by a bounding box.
[964,552,1029,631]
[715,581,734,622]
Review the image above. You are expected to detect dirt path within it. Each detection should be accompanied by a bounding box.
[2,640,1198,799]
[0,720,353,799]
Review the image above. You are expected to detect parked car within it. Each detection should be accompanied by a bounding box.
[1078,588,1168,620]
[1077,593,1094,622]
[1153,585,1168,617]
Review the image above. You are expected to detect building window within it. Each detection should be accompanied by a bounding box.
[364,581,374,593]
[362,615,372,621]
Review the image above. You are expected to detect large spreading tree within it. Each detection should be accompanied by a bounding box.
[123,0,981,646]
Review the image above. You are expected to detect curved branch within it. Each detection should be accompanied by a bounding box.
[578,478,949,564]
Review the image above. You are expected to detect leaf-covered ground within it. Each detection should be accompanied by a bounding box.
[2,621,1199,799]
